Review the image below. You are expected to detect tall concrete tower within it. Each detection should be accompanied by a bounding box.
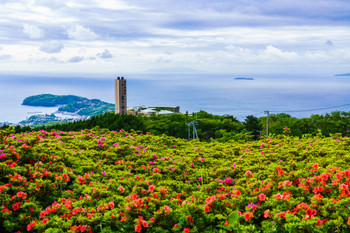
[115,77,127,114]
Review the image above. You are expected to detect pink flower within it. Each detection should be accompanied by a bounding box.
[275,193,283,200]
[163,205,171,212]
[118,186,125,193]
[109,201,115,209]
[102,171,106,176]
[81,225,88,232]
[247,203,257,210]
[246,170,253,177]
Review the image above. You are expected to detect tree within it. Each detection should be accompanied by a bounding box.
[244,115,261,139]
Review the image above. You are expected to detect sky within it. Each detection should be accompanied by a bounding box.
[0,0,350,75]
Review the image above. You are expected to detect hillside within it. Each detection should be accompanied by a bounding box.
[20,94,114,126]
[0,126,349,232]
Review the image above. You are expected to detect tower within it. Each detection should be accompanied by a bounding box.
[115,77,127,114]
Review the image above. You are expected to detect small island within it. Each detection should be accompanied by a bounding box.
[20,94,115,126]
[334,73,350,77]
[234,77,254,80]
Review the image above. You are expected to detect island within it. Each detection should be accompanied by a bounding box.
[234,77,254,80]
[20,94,115,126]
[334,73,350,77]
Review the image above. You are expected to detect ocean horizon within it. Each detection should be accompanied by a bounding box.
[1,73,350,124]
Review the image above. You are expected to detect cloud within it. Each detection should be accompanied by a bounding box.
[91,0,137,10]
[66,24,98,41]
[23,24,44,39]
[40,41,64,53]
[68,56,84,63]
[326,40,333,46]
[262,45,298,60]
[97,49,113,59]
[0,54,11,60]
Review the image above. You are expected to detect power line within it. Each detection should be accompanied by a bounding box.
[269,103,350,114]
[252,111,265,116]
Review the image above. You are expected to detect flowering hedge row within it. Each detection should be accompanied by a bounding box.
[0,126,350,232]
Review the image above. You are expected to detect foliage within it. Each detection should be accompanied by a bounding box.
[22,94,88,107]
[7,110,350,142]
[1,125,350,232]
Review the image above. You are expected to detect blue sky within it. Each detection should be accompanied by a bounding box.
[0,0,349,75]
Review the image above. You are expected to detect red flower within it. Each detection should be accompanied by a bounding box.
[148,185,155,192]
[306,208,317,217]
[173,224,179,229]
[186,216,192,222]
[40,218,49,225]
[72,207,80,215]
[184,228,190,233]
[81,225,88,232]
[204,205,210,213]
[12,202,22,211]
[277,167,285,176]
[244,212,254,221]
[264,210,270,218]
[347,216,350,225]
[135,224,142,232]
[258,193,266,201]
[27,222,37,231]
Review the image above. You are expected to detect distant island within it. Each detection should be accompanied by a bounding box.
[234,77,254,80]
[20,94,114,126]
[334,73,350,76]
[22,94,114,116]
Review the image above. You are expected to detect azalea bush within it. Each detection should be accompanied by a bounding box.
[0,126,350,232]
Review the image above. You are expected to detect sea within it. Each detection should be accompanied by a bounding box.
[1,73,350,124]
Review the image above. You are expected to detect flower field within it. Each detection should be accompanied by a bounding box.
[1,126,350,232]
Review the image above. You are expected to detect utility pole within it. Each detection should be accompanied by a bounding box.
[264,110,269,139]
[193,121,198,139]
[186,121,199,141]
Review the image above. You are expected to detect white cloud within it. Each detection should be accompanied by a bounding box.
[262,45,298,60]
[92,0,137,10]
[66,24,98,41]
[0,54,11,60]
[68,56,84,63]
[97,49,113,59]
[22,23,44,39]
[40,41,64,53]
